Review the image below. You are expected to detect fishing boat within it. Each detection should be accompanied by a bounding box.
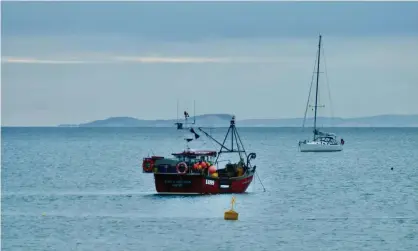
[298,35,345,152]
[141,116,257,194]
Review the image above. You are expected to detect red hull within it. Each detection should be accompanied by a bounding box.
[153,173,254,194]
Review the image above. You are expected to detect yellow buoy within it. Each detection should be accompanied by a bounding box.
[224,196,239,220]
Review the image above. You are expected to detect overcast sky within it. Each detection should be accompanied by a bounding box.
[2,1,418,126]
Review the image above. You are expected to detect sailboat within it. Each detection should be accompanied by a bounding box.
[298,35,345,152]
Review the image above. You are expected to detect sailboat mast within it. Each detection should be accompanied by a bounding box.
[193,100,196,124]
[313,34,322,132]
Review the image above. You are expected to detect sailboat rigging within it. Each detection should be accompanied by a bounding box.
[298,34,345,152]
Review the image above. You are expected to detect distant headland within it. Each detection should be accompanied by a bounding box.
[58,114,418,127]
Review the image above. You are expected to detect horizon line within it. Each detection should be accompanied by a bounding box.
[2,126,418,129]
[1,113,418,127]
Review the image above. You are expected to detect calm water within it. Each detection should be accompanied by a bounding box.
[2,127,418,251]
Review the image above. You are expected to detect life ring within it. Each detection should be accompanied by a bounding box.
[142,158,154,172]
[176,162,188,174]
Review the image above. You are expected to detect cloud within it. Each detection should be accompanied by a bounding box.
[3,2,418,41]
[112,56,232,63]
[2,57,90,64]
[1,56,303,65]
[0,56,233,64]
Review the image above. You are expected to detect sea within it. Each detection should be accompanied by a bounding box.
[1,127,417,251]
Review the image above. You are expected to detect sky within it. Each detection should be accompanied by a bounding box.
[1,1,418,126]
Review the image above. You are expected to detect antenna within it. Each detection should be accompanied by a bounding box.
[176,99,179,123]
[175,99,183,130]
[175,100,196,130]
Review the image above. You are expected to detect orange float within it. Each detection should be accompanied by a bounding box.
[208,165,217,174]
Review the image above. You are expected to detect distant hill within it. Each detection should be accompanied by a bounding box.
[239,115,418,127]
[58,114,418,127]
[60,114,235,128]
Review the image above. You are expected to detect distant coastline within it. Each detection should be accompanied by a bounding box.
[56,114,418,128]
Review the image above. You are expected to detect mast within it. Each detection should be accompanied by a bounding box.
[185,106,188,126]
[193,100,196,124]
[197,116,257,170]
[313,34,322,137]
[198,116,246,164]
[186,100,196,126]
[175,100,196,130]
[175,100,183,130]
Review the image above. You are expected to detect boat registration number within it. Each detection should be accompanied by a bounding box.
[205,179,215,186]
[164,180,192,188]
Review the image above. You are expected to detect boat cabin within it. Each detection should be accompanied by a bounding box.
[314,130,339,145]
[171,150,217,163]
[316,135,338,145]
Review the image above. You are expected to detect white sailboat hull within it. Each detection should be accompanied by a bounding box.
[299,141,343,152]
